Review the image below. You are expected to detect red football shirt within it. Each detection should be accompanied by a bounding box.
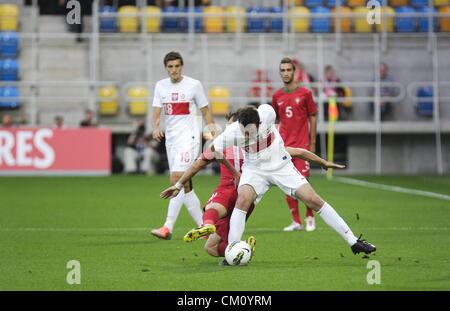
[272,87,317,148]
[218,146,244,187]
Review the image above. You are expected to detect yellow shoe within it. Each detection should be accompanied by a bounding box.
[183,224,216,242]
[247,236,256,261]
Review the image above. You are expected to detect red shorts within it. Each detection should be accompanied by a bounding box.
[205,185,238,214]
[215,204,255,245]
[292,157,310,177]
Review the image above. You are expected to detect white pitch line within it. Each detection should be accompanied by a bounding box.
[335,177,450,202]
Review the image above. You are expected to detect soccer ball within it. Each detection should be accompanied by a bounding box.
[225,241,252,266]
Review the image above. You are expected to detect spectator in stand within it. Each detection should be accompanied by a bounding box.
[322,65,349,121]
[248,69,274,107]
[369,62,396,120]
[1,114,14,128]
[79,109,96,127]
[54,115,64,129]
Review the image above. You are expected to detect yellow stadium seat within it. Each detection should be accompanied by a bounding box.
[440,7,450,31]
[347,0,366,7]
[209,86,230,116]
[342,86,352,109]
[376,6,395,32]
[204,6,224,33]
[143,6,161,33]
[98,86,119,116]
[225,6,246,32]
[434,0,450,7]
[119,6,138,33]
[290,7,310,33]
[389,0,408,7]
[332,7,352,33]
[0,4,19,31]
[288,0,303,5]
[353,7,373,32]
[128,86,149,116]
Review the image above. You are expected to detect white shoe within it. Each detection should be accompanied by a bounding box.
[305,216,316,232]
[283,222,303,232]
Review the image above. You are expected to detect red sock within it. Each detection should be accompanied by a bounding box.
[306,206,314,218]
[203,208,219,225]
[286,195,301,224]
[218,241,228,257]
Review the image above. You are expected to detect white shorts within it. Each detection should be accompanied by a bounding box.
[239,161,309,204]
[166,138,200,173]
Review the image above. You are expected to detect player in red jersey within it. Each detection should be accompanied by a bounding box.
[272,57,318,232]
[160,110,345,263]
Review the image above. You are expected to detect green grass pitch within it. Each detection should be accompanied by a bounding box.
[1,175,449,290]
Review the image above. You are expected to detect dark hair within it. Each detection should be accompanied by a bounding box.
[164,51,184,66]
[238,106,260,128]
[225,109,242,122]
[280,57,296,71]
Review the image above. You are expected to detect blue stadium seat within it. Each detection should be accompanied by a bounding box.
[99,6,117,33]
[305,0,323,8]
[0,58,18,81]
[0,31,19,57]
[0,86,20,109]
[311,6,331,33]
[326,0,347,7]
[269,7,284,32]
[417,7,438,32]
[416,87,433,117]
[395,6,416,32]
[410,0,428,7]
[188,6,203,32]
[162,6,186,32]
[247,7,267,33]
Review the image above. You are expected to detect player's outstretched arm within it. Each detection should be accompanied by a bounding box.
[160,149,215,200]
[286,147,345,170]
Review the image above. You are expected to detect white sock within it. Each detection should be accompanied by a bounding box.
[184,189,203,226]
[317,202,358,246]
[228,208,247,243]
[163,189,185,232]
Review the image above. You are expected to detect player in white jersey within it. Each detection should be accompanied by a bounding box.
[150,51,215,240]
[178,104,376,256]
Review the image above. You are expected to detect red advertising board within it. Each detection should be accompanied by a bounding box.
[0,128,111,175]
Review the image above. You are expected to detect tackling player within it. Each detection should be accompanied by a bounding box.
[150,51,215,240]
[272,57,318,232]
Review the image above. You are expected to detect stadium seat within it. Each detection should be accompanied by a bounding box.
[389,0,409,7]
[417,7,438,32]
[0,58,18,81]
[118,6,138,33]
[434,0,450,7]
[288,0,304,5]
[143,6,161,33]
[247,7,267,33]
[0,4,19,31]
[410,0,428,7]
[395,6,416,32]
[0,31,19,58]
[415,87,433,117]
[99,6,117,33]
[347,0,366,7]
[304,0,323,8]
[326,0,347,7]
[311,6,331,32]
[353,7,373,32]
[128,86,148,116]
[191,6,204,32]
[204,6,224,33]
[439,7,450,31]
[208,86,230,116]
[290,6,310,32]
[376,6,395,32]
[162,6,186,32]
[0,86,20,109]
[225,6,246,32]
[269,7,284,32]
[342,86,352,110]
[98,86,119,116]
[332,6,352,32]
